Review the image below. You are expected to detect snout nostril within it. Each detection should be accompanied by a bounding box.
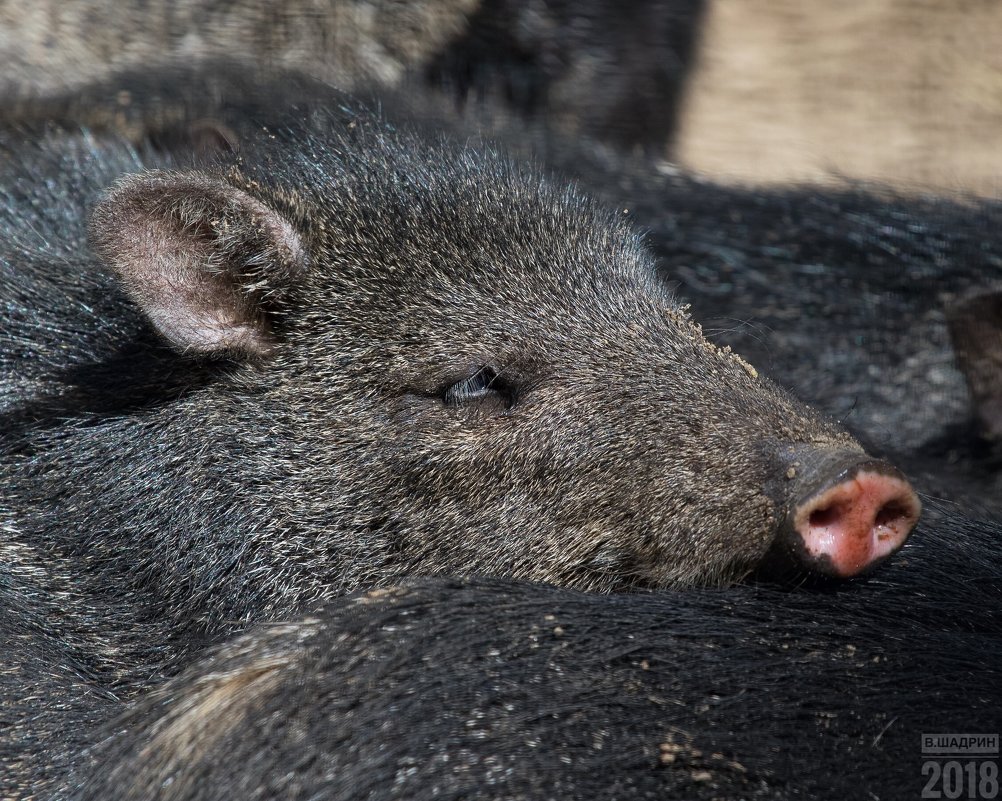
[874,502,909,534]
[808,506,839,529]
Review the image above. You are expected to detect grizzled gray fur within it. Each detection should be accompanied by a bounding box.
[2,90,905,653]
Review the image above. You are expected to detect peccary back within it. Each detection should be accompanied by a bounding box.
[65,502,1002,801]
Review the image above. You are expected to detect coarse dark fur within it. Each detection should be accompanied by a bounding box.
[64,500,1002,801]
[423,0,705,149]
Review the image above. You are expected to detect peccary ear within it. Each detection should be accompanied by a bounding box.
[89,170,307,358]
[945,288,1002,442]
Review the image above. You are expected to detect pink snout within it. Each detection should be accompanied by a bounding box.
[791,466,921,578]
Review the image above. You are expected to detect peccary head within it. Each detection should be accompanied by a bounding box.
[77,111,919,622]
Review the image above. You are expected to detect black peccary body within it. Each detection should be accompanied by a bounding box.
[65,502,1002,801]
[0,99,917,644]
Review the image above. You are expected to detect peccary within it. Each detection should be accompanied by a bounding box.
[0,0,703,151]
[423,0,706,150]
[0,0,477,97]
[0,62,372,164]
[0,89,920,655]
[64,502,1002,801]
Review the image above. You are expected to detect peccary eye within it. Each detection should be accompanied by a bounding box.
[443,366,512,409]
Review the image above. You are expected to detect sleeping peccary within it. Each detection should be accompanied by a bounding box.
[0,88,920,658]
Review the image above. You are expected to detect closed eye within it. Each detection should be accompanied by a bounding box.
[443,365,514,409]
